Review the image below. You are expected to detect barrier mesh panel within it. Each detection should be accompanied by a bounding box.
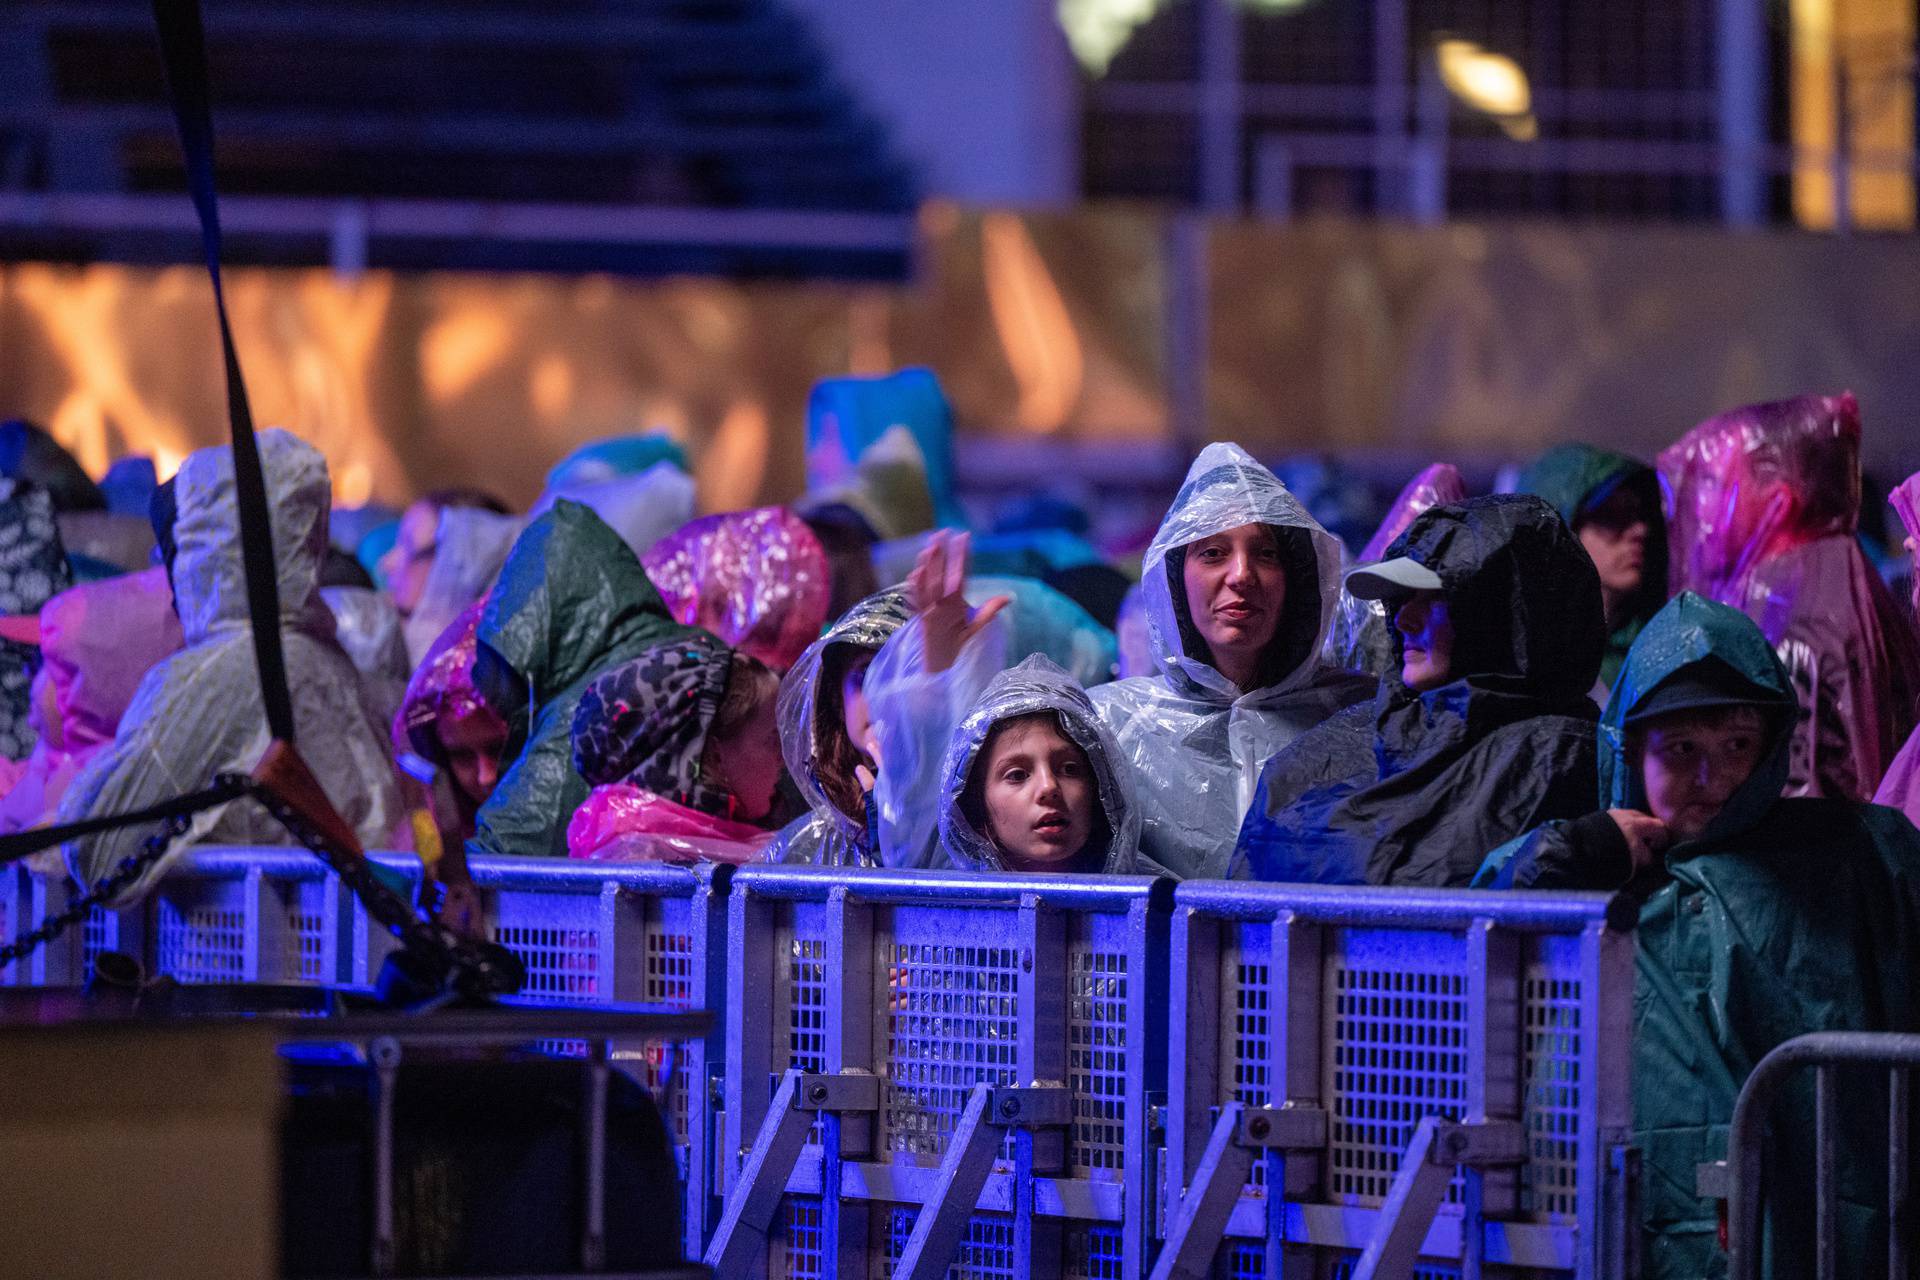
[790,930,830,1145]
[1522,936,1584,1220]
[1325,930,1468,1207]
[1069,947,1128,1176]
[0,886,14,982]
[644,911,698,1145]
[774,1196,823,1280]
[883,1208,1016,1279]
[884,941,1020,1158]
[287,888,326,982]
[1065,1224,1123,1280]
[156,897,247,983]
[493,890,601,1003]
[1328,1256,1461,1279]
[1225,923,1274,1193]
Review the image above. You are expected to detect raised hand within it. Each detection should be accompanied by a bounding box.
[907,530,1011,674]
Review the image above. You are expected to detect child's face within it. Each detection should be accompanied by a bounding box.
[980,716,1096,871]
[840,650,875,769]
[1630,705,1770,842]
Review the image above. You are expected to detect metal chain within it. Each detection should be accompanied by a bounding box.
[0,810,195,969]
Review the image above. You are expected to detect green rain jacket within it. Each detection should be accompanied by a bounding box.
[1516,443,1667,693]
[469,501,699,857]
[1480,592,1920,1278]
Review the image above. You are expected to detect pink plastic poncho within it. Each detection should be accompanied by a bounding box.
[1874,470,1920,824]
[0,568,183,835]
[640,506,830,673]
[392,601,499,762]
[1363,463,1468,562]
[1659,393,1920,799]
[567,783,775,865]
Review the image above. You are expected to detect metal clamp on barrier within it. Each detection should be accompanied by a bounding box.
[1149,1102,1328,1280]
[703,1069,879,1274]
[1351,1118,1527,1280]
[892,1083,1074,1280]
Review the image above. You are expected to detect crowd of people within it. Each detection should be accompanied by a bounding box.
[2,371,1919,1274]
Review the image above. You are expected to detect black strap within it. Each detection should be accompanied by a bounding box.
[0,778,249,866]
[151,0,295,744]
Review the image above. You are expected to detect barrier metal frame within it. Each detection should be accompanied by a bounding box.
[1158,882,1637,1280]
[709,863,1174,1280]
[1707,1030,1920,1280]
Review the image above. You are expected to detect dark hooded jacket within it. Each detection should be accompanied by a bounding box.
[468,501,699,858]
[763,588,912,867]
[1479,591,1920,1280]
[1517,442,1667,693]
[1232,495,1603,887]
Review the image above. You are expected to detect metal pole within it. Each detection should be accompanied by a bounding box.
[1373,0,1410,216]
[1832,55,1853,234]
[1715,0,1768,226]
[1197,0,1242,212]
[1411,53,1449,225]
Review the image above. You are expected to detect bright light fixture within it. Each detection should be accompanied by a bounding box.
[1435,37,1537,139]
[1059,0,1314,76]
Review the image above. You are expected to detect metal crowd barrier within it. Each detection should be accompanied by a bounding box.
[1703,1031,1920,1280]
[0,849,1643,1280]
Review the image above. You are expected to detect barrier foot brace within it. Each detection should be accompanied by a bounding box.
[1352,1117,1526,1280]
[1149,1102,1329,1280]
[703,1068,881,1274]
[893,1084,1074,1280]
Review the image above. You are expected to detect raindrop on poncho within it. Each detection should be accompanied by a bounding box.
[1322,462,1466,679]
[60,430,401,903]
[1658,392,1920,799]
[641,506,832,674]
[938,655,1139,875]
[1088,442,1374,880]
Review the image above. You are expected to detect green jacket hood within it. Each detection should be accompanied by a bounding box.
[1518,442,1669,622]
[1599,591,1798,839]
[477,500,677,708]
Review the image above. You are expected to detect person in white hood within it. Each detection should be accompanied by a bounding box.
[1089,443,1374,879]
[62,430,401,904]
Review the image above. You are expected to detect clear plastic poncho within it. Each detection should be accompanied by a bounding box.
[1322,462,1466,678]
[322,585,410,729]
[528,461,696,563]
[938,655,1139,875]
[765,589,913,867]
[1088,442,1375,880]
[640,506,832,674]
[1658,392,1920,799]
[61,430,401,904]
[402,505,523,667]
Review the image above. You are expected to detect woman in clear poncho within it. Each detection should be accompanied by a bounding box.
[937,654,1139,875]
[61,430,401,904]
[1088,442,1375,880]
[640,506,832,674]
[764,588,913,867]
[1659,392,1920,800]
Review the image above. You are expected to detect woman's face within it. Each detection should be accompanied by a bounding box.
[1394,590,1455,692]
[1577,485,1651,603]
[1181,524,1286,682]
[709,691,785,821]
[840,649,876,768]
[980,716,1096,871]
[436,704,507,807]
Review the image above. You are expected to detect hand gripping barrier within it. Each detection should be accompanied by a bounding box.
[706,864,1174,1280]
[1158,882,1637,1280]
[1,853,1644,1280]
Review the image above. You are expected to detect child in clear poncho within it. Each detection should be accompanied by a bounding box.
[567,632,785,865]
[938,655,1139,875]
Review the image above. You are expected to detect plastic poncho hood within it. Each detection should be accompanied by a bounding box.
[61,431,399,901]
[1324,462,1466,678]
[1089,445,1374,880]
[938,656,1137,874]
[773,588,912,861]
[402,505,522,666]
[1140,442,1347,704]
[641,506,831,673]
[469,500,697,858]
